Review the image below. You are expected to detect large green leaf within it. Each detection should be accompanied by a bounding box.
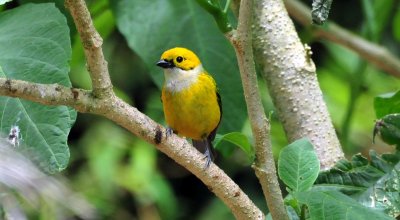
[278,138,320,192]
[315,150,400,217]
[296,189,393,220]
[0,3,75,173]
[111,0,246,133]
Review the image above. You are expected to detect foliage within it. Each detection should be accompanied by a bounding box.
[275,92,400,218]
[278,139,397,219]
[278,138,320,193]
[0,3,75,173]
[0,0,399,219]
[214,132,254,161]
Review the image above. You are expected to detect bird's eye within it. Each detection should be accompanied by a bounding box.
[176,56,183,63]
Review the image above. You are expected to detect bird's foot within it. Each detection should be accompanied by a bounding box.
[166,127,174,138]
[203,146,212,169]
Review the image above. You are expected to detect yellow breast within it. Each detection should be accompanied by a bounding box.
[161,72,221,140]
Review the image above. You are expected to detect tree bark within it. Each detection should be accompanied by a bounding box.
[252,0,344,170]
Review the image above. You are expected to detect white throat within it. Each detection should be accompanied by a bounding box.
[163,65,203,92]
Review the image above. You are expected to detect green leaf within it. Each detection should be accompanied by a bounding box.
[356,161,400,218]
[311,0,333,25]
[111,0,246,134]
[296,189,393,220]
[214,132,254,161]
[374,114,400,149]
[316,152,385,193]
[315,150,400,217]
[374,91,400,118]
[0,3,75,173]
[278,138,320,192]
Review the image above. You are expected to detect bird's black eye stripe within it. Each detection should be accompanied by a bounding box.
[176,56,183,63]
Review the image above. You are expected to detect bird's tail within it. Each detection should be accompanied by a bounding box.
[192,139,214,168]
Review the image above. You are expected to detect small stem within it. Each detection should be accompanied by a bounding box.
[340,61,367,150]
[300,204,306,220]
[224,0,232,13]
[64,0,113,96]
[196,0,232,33]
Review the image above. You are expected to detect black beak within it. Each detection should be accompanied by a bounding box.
[156,59,175,68]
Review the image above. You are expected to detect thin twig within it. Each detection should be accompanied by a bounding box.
[64,0,113,95]
[227,0,289,219]
[284,0,400,78]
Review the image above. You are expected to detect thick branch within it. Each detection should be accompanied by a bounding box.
[253,0,344,170]
[64,0,113,94]
[0,79,264,220]
[284,0,400,78]
[227,0,288,219]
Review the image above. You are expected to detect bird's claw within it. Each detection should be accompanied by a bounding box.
[203,146,212,169]
[166,127,173,138]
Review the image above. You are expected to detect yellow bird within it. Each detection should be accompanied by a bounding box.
[156,47,222,168]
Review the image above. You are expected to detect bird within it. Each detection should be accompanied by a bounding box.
[156,47,222,168]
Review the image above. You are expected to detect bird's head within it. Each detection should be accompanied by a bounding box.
[156,47,201,71]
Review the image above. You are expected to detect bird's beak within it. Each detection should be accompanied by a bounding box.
[156,59,174,68]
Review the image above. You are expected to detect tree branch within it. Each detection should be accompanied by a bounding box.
[284,0,400,78]
[226,0,288,219]
[0,78,93,112]
[0,1,266,219]
[95,97,264,220]
[253,0,344,170]
[64,0,113,95]
[0,77,264,219]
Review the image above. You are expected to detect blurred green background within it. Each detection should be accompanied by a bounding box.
[3,0,400,219]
